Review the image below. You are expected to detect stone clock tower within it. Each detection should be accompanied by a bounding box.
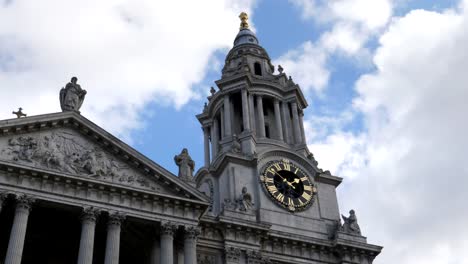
[195,13,382,263]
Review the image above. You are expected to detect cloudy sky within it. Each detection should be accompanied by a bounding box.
[1,0,467,263]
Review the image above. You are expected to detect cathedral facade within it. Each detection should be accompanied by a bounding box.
[0,13,381,264]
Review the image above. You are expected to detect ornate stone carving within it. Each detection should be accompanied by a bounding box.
[225,247,241,263]
[81,207,100,222]
[14,194,35,211]
[0,191,8,204]
[236,186,254,212]
[197,254,216,264]
[60,77,87,112]
[341,209,361,235]
[246,250,270,264]
[184,226,201,240]
[108,212,126,226]
[0,130,159,191]
[222,198,236,211]
[174,148,194,181]
[160,221,177,236]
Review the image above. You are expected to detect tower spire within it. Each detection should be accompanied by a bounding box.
[239,12,249,30]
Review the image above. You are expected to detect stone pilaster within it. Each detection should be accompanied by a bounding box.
[203,126,210,168]
[273,99,284,141]
[225,247,241,264]
[281,102,291,144]
[184,226,200,264]
[224,95,232,137]
[291,102,302,144]
[248,93,256,135]
[241,89,251,132]
[160,222,177,264]
[77,207,100,264]
[212,118,219,158]
[4,194,35,264]
[104,212,125,264]
[256,96,266,137]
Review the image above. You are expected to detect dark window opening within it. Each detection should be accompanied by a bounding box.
[265,124,270,138]
[254,62,262,76]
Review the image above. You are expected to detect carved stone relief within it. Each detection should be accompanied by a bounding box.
[0,129,162,192]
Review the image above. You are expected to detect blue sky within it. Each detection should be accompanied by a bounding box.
[1,0,468,263]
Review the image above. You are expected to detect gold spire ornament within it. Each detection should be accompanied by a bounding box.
[239,12,249,30]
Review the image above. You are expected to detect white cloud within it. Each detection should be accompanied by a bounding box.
[306,3,468,263]
[274,41,329,92]
[0,0,255,139]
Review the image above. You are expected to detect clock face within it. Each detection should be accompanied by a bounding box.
[260,159,317,212]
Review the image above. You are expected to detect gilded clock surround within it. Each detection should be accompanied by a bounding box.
[260,159,317,212]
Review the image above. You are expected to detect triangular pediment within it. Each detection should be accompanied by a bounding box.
[0,112,209,204]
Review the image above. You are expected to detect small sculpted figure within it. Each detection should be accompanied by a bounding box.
[174,148,195,181]
[60,77,87,112]
[237,187,254,211]
[231,134,241,153]
[341,209,361,235]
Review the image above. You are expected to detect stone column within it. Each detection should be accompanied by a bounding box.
[184,226,200,264]
[160,222,176,264]
[150,238,160,264]
[77,207,99,264]
[256,95,266,138]
[203,126,210,168]
[248,94,256,135]
[241,89,250,132]
[220,108,225,139]
[211,118,219,158]
[104,212,125,264]
[0,192,7,214]
[281,102,291,144]
[274,99,284,141]
[4,194,35,264]
[223,95,232,137]
[299,110,306,144]
[291,102,303,144]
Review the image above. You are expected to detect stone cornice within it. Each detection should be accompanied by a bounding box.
[0,161,204,224]
[0,111,210,204]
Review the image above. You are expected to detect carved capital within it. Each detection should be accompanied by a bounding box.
[81,207,100,222]
[225,247,241,262]
[0,191,8,203]
[184,225,201,240]
[108,212,126,226]
[246,250,270,264]
[14,194,35,212]
[160,221,177,236]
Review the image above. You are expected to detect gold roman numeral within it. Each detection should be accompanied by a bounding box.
[267,185,277,192]
[288,198,294,207]
[267,168,276,175]
[273,163,282,170]
[283,163,291,171]
[304,185,313,191]
[300,176,308,182]
[265,177,274,183]
[294,168,299,174]
[276,193,284,203]
[302,192,311,201]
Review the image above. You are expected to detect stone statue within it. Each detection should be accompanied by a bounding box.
[231,134,241,153]
[237,187,254,211]
[174,148,195,181]
[341,209,361,235]
[60,77,87,112]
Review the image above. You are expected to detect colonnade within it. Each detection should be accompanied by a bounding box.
[203,90,307,166]
[0,194,200,264]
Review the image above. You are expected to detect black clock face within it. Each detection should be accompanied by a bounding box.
[261,159,317,212]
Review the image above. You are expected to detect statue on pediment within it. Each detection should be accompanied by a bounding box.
[174,148,195,181]
[341,209,361,235]
[237,186,253,211]
[60,77,87,112]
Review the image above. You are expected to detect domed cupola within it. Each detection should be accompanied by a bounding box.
[233,12,259,46]
[222,12,274,78]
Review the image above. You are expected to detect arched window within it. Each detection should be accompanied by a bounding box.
[254,62,262,76]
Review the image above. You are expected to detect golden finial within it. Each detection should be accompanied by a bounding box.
[239,12,249,30]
